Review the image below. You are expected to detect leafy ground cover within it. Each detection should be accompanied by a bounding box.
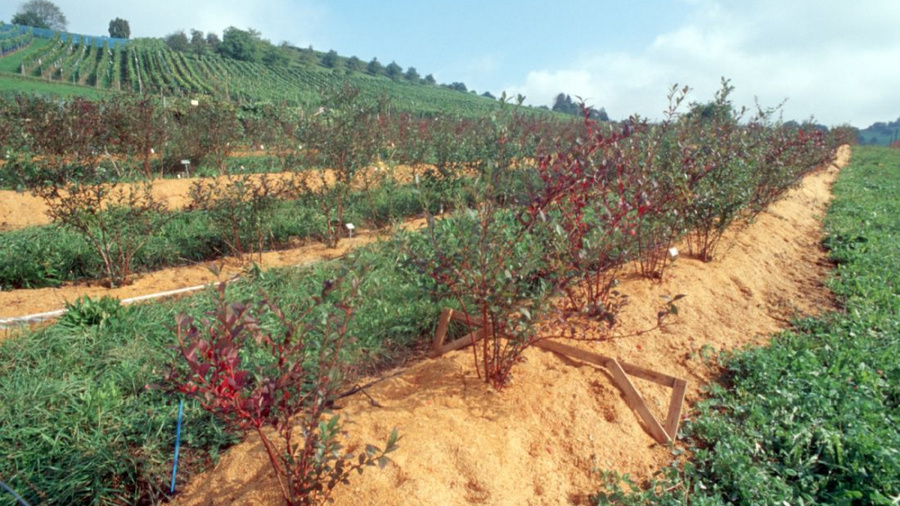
[594,145,900,505]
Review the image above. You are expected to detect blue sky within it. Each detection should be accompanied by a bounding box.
[3,0,899,127]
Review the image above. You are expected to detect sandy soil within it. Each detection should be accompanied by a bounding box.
[0,172,293,231]
[169,146,850,505]
[0,163,419,231]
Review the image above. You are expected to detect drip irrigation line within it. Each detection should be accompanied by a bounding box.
[0,479,31,506]
[170,398,185,495]
[0,219,410,330]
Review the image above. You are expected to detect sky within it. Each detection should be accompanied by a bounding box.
[2,0,898,127]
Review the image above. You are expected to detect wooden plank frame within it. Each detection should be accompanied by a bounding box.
[430,308,687,444]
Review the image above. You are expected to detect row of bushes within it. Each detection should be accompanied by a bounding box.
[2,81,840,291]
[0,86,559,185]
[0,177,464,290]
[0,81,844,503]
[594,146,900,505]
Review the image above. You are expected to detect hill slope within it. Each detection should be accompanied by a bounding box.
[0,25,506,116]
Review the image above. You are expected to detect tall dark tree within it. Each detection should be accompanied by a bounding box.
[11,0,67,30]
[366,57,383,76]
[550,92,607,119]
[404,66,419,81]
[107,17,130,38]
[164,30,189,52]
[205,32,221,52]
[321,50,339,68]
[345,55,363,72]
[423,74,436,85]
[596,107,609,122]
[552,93,578,115]
[188,29,207,54]
[385,61,403,79]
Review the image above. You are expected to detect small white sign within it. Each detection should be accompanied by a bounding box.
[190,99,199,106]
[669,247,679,258]
[181,159,191,165]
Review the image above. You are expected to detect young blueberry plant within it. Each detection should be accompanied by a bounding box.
[188,173,286,261]
[298,84,386,248]
[170,275,398,505]
[413,100,648,388]
[38,181,166,287]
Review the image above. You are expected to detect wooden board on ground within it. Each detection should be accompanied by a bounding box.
[430,308,687,444]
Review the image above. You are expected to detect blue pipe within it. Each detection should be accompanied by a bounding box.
[0,479,31,506]
[170,399,184,495]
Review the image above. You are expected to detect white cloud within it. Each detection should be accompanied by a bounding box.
[509,0,900,126]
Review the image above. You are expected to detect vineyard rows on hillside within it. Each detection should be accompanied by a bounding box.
[1,28,504,115]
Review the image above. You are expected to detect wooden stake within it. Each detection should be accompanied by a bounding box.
[665,379,687,439]
[605,358,671,444]
[431,308,453,357]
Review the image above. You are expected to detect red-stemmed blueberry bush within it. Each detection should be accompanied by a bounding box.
[170,275,398,505]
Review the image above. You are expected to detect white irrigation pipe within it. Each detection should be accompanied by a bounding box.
[0,252,351,329]
[0,283,215,329]
[0,222,394,330]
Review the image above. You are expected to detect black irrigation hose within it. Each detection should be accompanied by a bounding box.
[0,479,31,506]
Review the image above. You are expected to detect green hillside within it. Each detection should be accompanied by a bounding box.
[0,26,509,116]
[857,118,900,146]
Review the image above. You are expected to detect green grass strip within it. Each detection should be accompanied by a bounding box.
[0,238,443,504]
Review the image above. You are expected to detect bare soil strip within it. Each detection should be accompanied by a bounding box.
[0,172,294,231]
[0,163,417,231]
[174,146,850,505]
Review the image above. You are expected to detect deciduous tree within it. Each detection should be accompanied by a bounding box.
[164,30,189,52]
[345,55,362,72]
[11,0,67,30]
[219,26,260,62]
[366,57,383,76]
[385,61,403,79]
[321,49,339,68]
[107,17,130,38]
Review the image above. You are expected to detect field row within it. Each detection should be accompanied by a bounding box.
[0,83,848,504]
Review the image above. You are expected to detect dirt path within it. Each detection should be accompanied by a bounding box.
[0,172,296,231]
[173,146,851,505]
